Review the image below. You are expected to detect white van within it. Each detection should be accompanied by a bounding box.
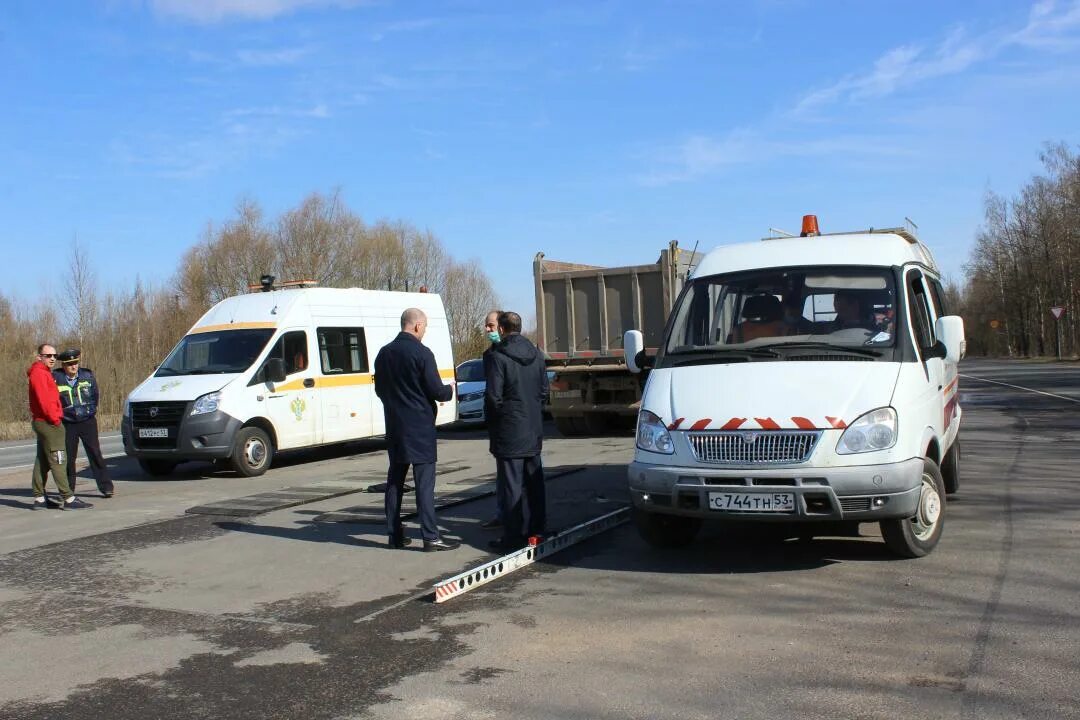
[624,218,965,557]
[121,282,456,477]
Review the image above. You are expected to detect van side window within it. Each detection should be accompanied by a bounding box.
[928,279,948,317]
[251,331,307,384]
[907,275,935,353]
[317,327,369,374]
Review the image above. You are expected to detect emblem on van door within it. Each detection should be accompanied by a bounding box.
[739,431,759,444]
[290,397,306,421]
[149,407,159,418]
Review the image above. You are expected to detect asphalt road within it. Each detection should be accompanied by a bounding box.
[0,358,1077,719]
[0,433,124,471]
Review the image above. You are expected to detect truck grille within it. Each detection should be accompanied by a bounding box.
[130,401,188,449]
[687,430,820,465]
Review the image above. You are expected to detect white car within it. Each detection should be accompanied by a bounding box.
[455,359,486,424]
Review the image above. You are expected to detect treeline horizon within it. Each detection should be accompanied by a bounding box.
[957,142,1079,358]
[0,189,497,438]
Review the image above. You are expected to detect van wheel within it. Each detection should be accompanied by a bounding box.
[138,459,177,477]
[880,458,945,558]
[941,440,960,495]
[231,427,274,477]
[634,509,702,548]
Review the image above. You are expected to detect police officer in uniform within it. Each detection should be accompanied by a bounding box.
[54,349,114,498]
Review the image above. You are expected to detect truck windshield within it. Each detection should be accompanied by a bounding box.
[663,267,898,361]
[155,329,276,376]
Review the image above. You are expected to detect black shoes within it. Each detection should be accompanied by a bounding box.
[32,497,62,510]
[423,538,460,552]
[479,517,502,529]
[101,490,115,498]
[388,535,413,549]
[62,498,94,510]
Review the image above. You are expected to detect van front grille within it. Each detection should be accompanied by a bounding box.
[687,430,820,465]
[131,401,188,424]
[130,401,187,450]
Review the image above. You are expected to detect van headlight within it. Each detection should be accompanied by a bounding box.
[123,398,131,418]
[191,391,221,416]
[837,407,897,454]
[637,410,675,454]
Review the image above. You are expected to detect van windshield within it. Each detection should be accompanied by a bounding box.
[155,329,276,376]
[662,266,899,364]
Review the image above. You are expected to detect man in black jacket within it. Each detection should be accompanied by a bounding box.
[374,308,459,552]
[484,311,549,551]
[54,349,114,498]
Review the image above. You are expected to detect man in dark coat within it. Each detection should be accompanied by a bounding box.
[374,308,458,552]
[54,349,114,498]
[484,311,549,551]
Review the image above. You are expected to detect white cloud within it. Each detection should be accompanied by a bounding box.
[795,2,1080,115]
[148,0,366,24]
[369,18,441,42]
[235,46,311,66]
[1009,0,1080,48]
[637,129,911,186]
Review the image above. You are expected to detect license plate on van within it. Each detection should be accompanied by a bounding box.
[708,492,794,512]
[138,428,169,438]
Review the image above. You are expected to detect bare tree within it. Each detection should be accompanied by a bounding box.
[64,237,98,344]
[442,259,499,363]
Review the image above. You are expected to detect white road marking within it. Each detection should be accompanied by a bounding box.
[959,373,1080,404]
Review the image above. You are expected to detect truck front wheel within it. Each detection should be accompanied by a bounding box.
[880,458,946,558]
[634,509,702,548]
[231,427,274,477]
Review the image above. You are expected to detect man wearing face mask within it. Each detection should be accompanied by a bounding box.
[484,311,549,552]
[479,309,504,530]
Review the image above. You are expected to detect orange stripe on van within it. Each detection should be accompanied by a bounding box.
[689,418,712,431]
[791,416,816,429]
[667,417,685,430]
[190,322,277,334]
[720,417,746,430]
[755,417,781,430]
[826,416,847,429]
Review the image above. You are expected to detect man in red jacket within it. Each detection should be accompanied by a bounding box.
[28,344,92,510]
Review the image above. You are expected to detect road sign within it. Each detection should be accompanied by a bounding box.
[1050,306,1065,320]
[990,319,1000,329]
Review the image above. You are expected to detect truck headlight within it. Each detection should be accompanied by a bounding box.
[123,398,131,418]
[837,407,897,454]
[637,410,675,455]
[191,391,221,416]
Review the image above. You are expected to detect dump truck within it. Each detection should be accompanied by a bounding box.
[533,241,690,436]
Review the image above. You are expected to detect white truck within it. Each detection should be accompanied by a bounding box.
[122,281,456,477]
[624,217,964,557]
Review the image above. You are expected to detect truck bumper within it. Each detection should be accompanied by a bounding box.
[122,410,243,462]
[627,457,924,522]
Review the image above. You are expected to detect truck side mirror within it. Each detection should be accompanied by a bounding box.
[265,358,287,383]
[624,330,655,373]
[934,316,966,363]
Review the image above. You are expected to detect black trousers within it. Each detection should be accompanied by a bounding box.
[64,417,113,495]
[385,462,439,541]
[495,455,546,543]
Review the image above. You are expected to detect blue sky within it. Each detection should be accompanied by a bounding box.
[3,0,1080,323]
